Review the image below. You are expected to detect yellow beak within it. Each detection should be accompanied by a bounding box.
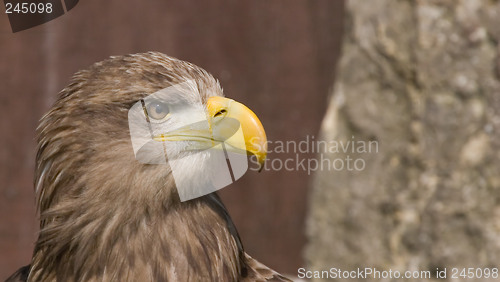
[152,96,267,169]
[206,96,267,168]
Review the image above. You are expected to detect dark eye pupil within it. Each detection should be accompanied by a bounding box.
[154,104,164,114]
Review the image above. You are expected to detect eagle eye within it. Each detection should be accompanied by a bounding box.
[146,101,170,120]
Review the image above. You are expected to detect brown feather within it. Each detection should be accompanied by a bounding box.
[8,52,288,282]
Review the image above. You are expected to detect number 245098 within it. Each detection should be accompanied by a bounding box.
[5,2,53,14]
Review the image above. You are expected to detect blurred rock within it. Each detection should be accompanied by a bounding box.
[306,0,500,281]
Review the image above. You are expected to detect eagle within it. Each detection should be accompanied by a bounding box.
[7,52,290,282]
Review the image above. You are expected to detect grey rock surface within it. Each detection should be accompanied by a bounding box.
[306,0,500,281]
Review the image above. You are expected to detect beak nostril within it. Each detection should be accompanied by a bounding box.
[213,109,227,117]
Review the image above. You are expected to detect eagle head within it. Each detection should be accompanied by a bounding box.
[36,52,267,213]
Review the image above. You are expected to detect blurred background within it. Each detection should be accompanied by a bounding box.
[3,0,500,281]
[0,0,344,279]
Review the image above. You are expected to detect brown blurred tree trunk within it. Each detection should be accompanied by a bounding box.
[307,0,500,281]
